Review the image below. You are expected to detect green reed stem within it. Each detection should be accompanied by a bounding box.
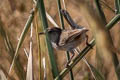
[37,0,60,79]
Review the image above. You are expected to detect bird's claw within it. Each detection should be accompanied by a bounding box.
[65,61,71,68]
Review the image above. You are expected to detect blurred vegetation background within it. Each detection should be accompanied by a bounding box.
[0,0,120,80]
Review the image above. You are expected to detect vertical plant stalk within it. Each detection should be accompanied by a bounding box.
[34,13,42,80]
[56,0,74,80]
[56,0,64,29]
[37,0,60,79]
[32,1,43,79]
[94,0,107,25]
[66,51,74,80]
[55,14,120,80]
[110,0,120,79]
[115,0,120,14]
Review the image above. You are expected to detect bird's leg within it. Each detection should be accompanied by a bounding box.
[66,50,75,67]
[86,35,93,49]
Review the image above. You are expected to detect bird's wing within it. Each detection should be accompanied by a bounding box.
[59,29,87,46]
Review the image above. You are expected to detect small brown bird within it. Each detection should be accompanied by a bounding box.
[39,27,89,66]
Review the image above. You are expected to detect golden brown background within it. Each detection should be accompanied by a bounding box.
[0,0,119,80]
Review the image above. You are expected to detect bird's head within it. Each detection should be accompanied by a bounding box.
[47,27,62,33]
[47,27,62,43]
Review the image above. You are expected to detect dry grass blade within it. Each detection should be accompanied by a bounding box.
[0,66,15,80]
[26,48,34,80]
[33,0,59,27]
[24,48,29,59]
[46,12,59,27]
[62,0,66,10]
[75,49,105,80]
[0,69,7,80]
[26,24,34,80]
[8,8,35,74]
[82,58,105,80]
[42,57,47,80]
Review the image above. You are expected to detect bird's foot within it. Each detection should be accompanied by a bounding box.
[65,61,71,68]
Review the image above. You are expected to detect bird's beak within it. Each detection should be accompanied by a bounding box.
[38,28,50,35]
[38,32,45,35]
